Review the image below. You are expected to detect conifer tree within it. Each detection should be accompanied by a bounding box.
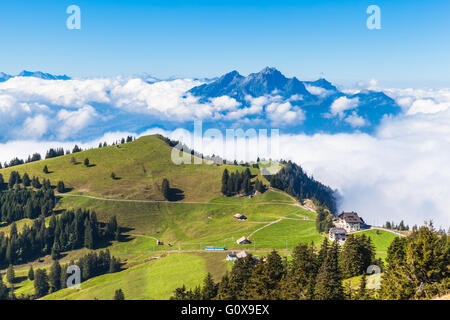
[217,272,233,300]
[201,273,218,300]
[34,269,50,298]
[315,241,344,300]
[22,173,31,187]
[282,243,318,299]
[43,165,49,174]
[84,223,94,249]
[57,181,65,193]
[221,169,229,195]
[6,264,15,284]
[228,255,257,299]
[317,238,329,268]
[49,260,62,292]
[28,265,35,281]
[114,288,125,300]
[246,251,285,300]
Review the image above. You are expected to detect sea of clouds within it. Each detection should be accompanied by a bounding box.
[0,76,449,229]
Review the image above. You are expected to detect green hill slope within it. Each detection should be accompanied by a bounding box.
[1,134,375,300]
[0,135,245,202]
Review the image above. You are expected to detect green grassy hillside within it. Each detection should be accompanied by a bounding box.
[42,252,228,300]
[0,134,399,300]
[0,135,256,202]
[353,229,399,261]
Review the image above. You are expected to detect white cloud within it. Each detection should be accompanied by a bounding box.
[384,87,450,114]
[266,101,305,125]
[210,96,241,111]
[56,105,99,139]
[330,96,359,116]
[21,114,48,138]
[0,77,112,108]
[344,112,368,128]
[305,85,332,97]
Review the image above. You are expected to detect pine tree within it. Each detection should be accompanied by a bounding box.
[57,181,65,193]
[34,269,50,298]
[317,238,329,268]
[84,158,90,167]
[217,272,233,300]
[51,240,61,260]
[43,165,49,174]
[114,289,125,300]
[84,223,94,249]
[28,266,35,281]
[315,241,344,300]
[49,260,62,292]
[339,234,363,278]
[221,169,229,195]
[22,173,31,187]
[282,243,318,299]
[227,255,257,299]
[246,250,285,299]
[201,273,218,300]
[6,265,15,284]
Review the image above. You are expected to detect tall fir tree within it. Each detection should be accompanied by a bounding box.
[315,240,344,300]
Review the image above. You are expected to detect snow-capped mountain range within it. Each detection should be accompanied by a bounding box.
[0,67,401,135]
[0,70,70,82]
[189,67,400,133]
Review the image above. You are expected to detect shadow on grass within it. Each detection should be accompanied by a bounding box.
[168,188,185,201]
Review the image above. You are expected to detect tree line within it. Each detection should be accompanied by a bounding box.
[221,168,265,197]
[380,223,449,299]
[0,209,120,268]
[172,223,449,300]
[0,249,121,300]
[0,188,56,224]
[383,220,409,231]
[0,171,63,224]
[172,234,379,300]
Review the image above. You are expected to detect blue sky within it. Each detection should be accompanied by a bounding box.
[0,0,449,87]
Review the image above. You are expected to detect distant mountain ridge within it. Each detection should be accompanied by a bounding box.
[188,67,400,134]
[0,70,71,82]
[190,67,313,102]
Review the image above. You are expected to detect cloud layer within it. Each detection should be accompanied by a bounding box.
[0,76,449,228]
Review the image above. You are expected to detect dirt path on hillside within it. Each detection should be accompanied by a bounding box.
[60,193,312,208]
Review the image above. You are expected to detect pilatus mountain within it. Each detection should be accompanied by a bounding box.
[189,67,400,134]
